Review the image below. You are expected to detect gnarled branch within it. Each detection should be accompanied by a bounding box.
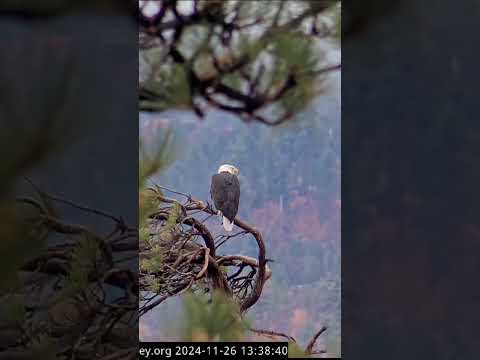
[142,185,269,315]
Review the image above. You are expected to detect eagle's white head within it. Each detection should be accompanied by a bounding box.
[218,164,239,176]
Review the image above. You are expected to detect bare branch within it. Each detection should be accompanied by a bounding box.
[305,326,327,354]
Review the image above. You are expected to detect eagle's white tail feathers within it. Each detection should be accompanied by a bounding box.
[223,216,234,232]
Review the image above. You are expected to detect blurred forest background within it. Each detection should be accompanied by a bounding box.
[0,2,138,359]
[139,0,340,357]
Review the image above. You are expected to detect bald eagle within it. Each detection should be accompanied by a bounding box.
[210,164,240,232]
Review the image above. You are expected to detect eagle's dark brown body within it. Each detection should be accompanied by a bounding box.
[210,171,240,223]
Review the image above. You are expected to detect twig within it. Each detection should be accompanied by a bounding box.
[249,327,296,343]
[305,326,327,354]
